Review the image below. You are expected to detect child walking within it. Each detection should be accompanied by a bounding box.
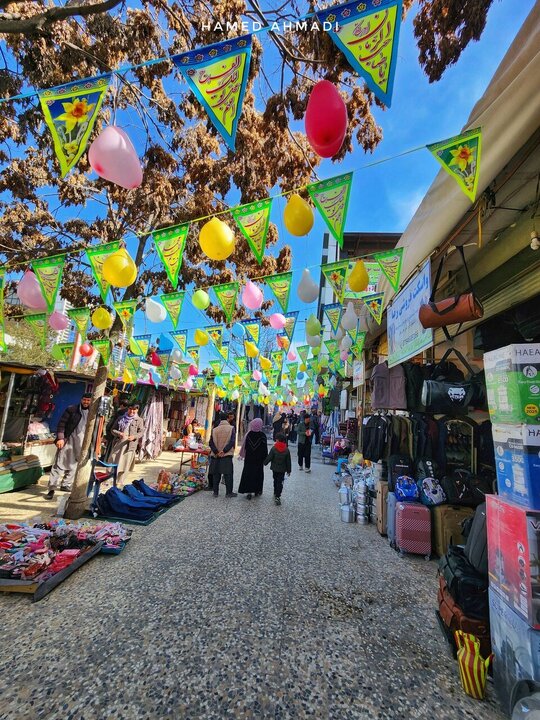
[264,432,292,505]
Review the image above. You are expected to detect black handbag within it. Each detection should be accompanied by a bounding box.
[421,346,486,414]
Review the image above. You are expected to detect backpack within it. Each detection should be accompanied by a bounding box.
[418,477,447,506]
[416,458,438,480]
[388,454,413,492]
[440,469,477,507]
[395,475,420,502]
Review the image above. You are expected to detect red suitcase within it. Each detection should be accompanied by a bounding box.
[395,501,431,558]
[436,576,491,659]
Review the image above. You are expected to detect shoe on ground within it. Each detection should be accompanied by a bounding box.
[203,486,213,491]
[213,493,219,497]
[247,494,252,500]
[298,467,303,471]
[305,468,311,473]
[274,496,281,505]
[225,492,238,498]
[45,489,55,500]
[59,485,72,492]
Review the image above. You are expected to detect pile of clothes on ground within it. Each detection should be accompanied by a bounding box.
[155,468,205,496]
[43,519,132,553]
[93,478,182,522]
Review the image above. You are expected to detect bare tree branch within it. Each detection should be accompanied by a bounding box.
[0,0,124,35]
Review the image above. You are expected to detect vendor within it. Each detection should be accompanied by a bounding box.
[109,403,145,486]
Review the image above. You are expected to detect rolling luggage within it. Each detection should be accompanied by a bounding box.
[438,545,488,620]
[395,501,431,558]
[437,576,491,659]
[387,491,397,548]
[432,504,474,557]
[463,502,488,577]
[376,480,388,536]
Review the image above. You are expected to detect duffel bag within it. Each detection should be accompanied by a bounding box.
[439,545,488,620]
[440,470,478,507]
[421,379,475,414]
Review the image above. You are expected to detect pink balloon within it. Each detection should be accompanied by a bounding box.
[340,350,349,362]
[88,126,143,189]
[184,377,194,390]
[269,313,286,330]
[252,369,262,381]
[242,281,263,311]
[188,364,198,376]
[305,80,347,158]
[48,311,69,331]
[287,350,297,361]
[17,271,47,311]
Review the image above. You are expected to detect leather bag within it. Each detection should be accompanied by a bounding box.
[419,246,483,340]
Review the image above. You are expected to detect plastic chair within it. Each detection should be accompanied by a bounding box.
[87,459,118,513]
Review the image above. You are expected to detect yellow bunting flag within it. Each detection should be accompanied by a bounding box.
[93,339,112,366]
[322,259,350,301]
[131,334,151,357]
[363,292,385,325]
[241,318,261,347]
[160,291,185,328]
[113,300,137,332]
[427,127,482,203]
[170,330,187,355]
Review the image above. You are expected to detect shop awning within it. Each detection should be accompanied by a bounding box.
[379,2,540,307]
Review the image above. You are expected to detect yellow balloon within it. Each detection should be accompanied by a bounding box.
[259,356,272,371]
[245,340,259,358]
[348,259,370,293]
[123,368,134,383]
[194,329,209,346]
[276,399,283,406]
[263,396,269,405]
[102,248,137,288]
[92,307,113,330]
[199,217,235,261]
[234,374,243,387]
[217,388,226,398]
[283,194,314,237]
[299,363,307,372]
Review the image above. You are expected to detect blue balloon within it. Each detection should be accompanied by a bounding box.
[151,371,161,386]
[232,322,246,338]
[297,372,305,380]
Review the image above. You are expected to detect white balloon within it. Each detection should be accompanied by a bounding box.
[297,268,319,303]
[171,349,183,363]
[146,297,167,323]
[258,381,270,396]
[306,333,322,348]
[341,335,353,350]
[231,389,240,400]
[341,302,358,331]
[169,365,182,380]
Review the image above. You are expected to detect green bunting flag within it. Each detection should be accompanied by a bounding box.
[56,342,75,368]
[113,300,137,332]
[125,354,141,376]
[195,376,205,390]
[32,255,65,314]
[130,334,151,357]
[213,282,239,323]
[0,268,6,353]
[232,198,272,265]
[316,1,402,108]
[86,241,121,302]
[241,318,261,347]
[160,291,185,328]
[39,74,111,177]
[93,339,112,366]
[373,248,403,293]
[153,224,189,289]
[235,356,247,373]
[427,127,482,203]
[322,259,350,301]
[324,339,339,357]
[209,360,222,376]
[24,313,48,348]
[67,307,90,340]
[217,342,230,363]
[323,303,343,334]
[205,325,224,349]
[307,173,353,248]
[271,350,284,372]
[281,311,299,341]
[265,271,293,313]
[187,347,200,366]
[363,292,385,325]
[172,36,252,152]
[351,332,367,359]
[170,330,187,355]
[297,345,310,365]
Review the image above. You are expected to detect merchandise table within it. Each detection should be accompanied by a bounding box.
[171,445,210,469]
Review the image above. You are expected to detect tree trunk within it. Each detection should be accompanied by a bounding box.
[64,360,108,519]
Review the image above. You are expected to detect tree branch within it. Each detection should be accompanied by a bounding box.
[0,0,124,35]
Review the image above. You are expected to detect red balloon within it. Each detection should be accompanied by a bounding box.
[79,343,94,357]
[305,80,347,158]
[150,351,162,367]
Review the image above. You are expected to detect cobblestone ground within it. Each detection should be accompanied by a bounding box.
[0,444,502,720]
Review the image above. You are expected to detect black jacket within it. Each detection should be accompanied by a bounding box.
[56,404,84,440]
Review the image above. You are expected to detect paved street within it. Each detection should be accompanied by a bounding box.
[0,445,502,719]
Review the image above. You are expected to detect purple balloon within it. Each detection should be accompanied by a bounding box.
[17,271,47,311]
[48,311,69,331]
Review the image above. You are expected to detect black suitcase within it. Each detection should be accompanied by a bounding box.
[438,545,488,620]
[388,454,413,492]
[463,502,488,577]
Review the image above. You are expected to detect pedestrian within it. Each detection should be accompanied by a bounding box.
[281,414,291,444]
[272,409,284,440]
[313,410,322,445]
[46,392,92,499]
[264,432,291,506]
[297,413,313,473]
[289,412,298,444]
[109,403,145,486]
[238,418,268,499]
[104,398,129,460]
[209,412,237,498]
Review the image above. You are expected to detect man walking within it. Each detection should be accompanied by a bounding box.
[296,412,313,473]
[45,392,92,500]
[209,412,237,497]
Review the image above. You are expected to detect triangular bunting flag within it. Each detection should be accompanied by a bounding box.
[205,325,224,349]
[271,350,284,372]
[265,271,293,313]
[187,346,200,366]
[172,36,252,151]
[195,376,205,391]
[213,282,239,323]
[160,291,185,328]
[307,173,353,248]
[209,360,222,376]
[125,354,140,376]
[170,330,187,355]
[153,224,189,289]
[241,318,261,347]
[24,313,48,348]
[297,345,310,365]
[345,259,382,300]
[351,332,367,359]
[364,292,385,325]
[56,342,75,368]
[281,311,299,341]
[235,356,247,373]
[0,269,6,353]
[323,303,344,334]
[86,241,121,302]
[131,334,151,357]
[67,307,91,340]
[32,255,65,314]
[373,248,403,293]
[232,198,272,265]
[39,74,111,176]
[322,260,350,301]
[316,0,402,107]
[427,127,482,203]
[113,300,137,332]
[324,339,339,357]
[92,339,112,366]
[217,342,230,363]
